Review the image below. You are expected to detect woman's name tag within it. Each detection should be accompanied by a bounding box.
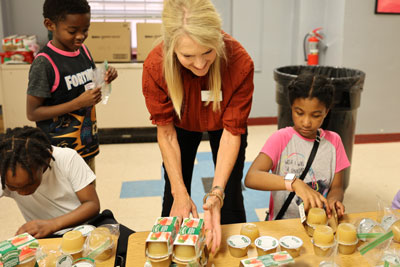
[201,90,222,102]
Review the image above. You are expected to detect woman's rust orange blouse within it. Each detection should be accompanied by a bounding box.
[142,33,254,136]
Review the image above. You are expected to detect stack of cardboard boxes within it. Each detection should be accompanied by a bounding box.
[84,22,161,63]
[1,35,38,64]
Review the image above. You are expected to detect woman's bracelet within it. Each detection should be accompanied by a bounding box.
[203,192,224,208]
[211,185,225,200]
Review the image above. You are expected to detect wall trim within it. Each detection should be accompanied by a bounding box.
[248,117,400,144]
[98,118,400,145]
[248,117,277,125]
[354,133,400,144]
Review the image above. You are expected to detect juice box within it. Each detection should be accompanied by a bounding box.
[172,218,206,264]
[0,233,39,267]
[239,251,294,267]
[145,217,180,260]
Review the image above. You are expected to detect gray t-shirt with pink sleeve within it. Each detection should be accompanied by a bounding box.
[261,127,350,220]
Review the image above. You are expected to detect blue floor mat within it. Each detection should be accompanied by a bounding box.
[120,151,270,222]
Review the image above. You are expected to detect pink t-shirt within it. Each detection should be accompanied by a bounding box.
[261,127,350,219]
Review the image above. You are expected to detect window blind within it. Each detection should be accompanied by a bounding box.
[87,0,163,47]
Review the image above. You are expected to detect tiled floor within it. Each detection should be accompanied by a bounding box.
[1,125,400,241]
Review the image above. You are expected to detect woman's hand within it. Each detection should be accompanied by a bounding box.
[170,192,199,223]
[105,66,118,83]
[203,195,222,255]
[292,179,329,213]
[16,219,57,238]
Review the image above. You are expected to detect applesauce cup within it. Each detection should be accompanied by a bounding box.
[255,236,279,256]
[61,230,85,260]
[307,208,328,225]
[306,208,328,237]
[279,236,303,258]
[55,255,74,267]
[390,220,400,243]
[147,242,169,259]
[311,238,336,257]
[240,223,260,243]
[336,223,358,255]
[71,258,96,267]
[73,225,96,240]
[227,235,251,258]
[313,225,335,247]
[87,228,114,261]
[173,244,196,262]
[148,256,172,267]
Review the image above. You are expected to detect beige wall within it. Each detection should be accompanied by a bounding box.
[342,0,400,134]
[0,63,153,129]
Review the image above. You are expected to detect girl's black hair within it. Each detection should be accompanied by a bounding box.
[43,0,91,23]
[288,71,335,109]
[0,126,54,189]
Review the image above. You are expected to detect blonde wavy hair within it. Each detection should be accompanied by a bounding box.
[162,0,226,118]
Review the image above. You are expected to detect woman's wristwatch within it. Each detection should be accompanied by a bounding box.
[284,173,296,192]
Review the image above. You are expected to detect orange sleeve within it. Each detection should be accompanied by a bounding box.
[222,38,255,135]
[142,45,175,126]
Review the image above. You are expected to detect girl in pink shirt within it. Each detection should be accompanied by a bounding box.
[245,72,350,220]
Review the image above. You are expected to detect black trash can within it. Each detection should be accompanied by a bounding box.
[274,65,365,190]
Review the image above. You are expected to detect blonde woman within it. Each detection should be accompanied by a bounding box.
[142,0,254,253]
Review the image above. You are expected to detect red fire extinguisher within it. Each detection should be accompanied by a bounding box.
[304,27,323,66]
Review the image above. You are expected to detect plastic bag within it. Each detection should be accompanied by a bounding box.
[92,61,112,104]
[375,248,400,266]
[83,224,120,263]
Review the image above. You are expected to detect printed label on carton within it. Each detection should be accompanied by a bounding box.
[172,218,205,263]
[145,217,179,258]
[240,251,294,267]
[0,233,38,267]
[175,218,204,246]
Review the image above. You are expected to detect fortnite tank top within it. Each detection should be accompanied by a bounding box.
[35,43,99,160]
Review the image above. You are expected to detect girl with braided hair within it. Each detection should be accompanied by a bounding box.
[245,72,350,220]
[0,126,100,238]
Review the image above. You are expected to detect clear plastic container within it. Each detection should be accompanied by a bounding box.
[92,61,111,104]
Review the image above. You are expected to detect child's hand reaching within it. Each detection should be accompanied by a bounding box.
[327,198,345,219]
[292,179,329,212]
[16,219,57,239]
[105,66,118,83]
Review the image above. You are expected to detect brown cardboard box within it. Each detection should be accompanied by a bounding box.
[136,23,162,62]
[85,22,131,62]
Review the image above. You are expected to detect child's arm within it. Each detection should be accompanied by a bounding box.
[245,153,287,191]
[326,170,345,218]
[245,153,329,212]
[26,88,102,122]
[16,183,100,238]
